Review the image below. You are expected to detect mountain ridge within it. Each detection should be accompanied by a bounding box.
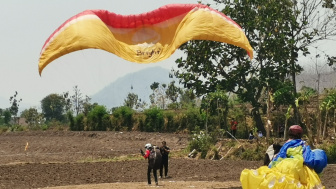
[91,67,177,109]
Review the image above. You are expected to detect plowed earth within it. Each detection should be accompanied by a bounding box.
[0,131,334,189]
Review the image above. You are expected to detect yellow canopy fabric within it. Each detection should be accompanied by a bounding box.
[241,143,325,189]
[38,4,253,75]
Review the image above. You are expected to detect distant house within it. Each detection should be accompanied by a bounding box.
[10,117,28,126]
[18,118,28,126]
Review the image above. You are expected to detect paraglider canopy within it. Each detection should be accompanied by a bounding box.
[38,4,253,75]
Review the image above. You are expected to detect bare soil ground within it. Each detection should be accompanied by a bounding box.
[0,131,334,189]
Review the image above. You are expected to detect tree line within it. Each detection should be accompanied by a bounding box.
[1,0,336,146]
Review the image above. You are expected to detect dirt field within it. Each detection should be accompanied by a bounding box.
[0,131,334,189]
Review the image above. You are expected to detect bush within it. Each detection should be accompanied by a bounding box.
[180,106,203,132]
[143,107,164,132]
[188,131,215,159]
[67,111,75,130]
[75,114,86,131]
[240,147,265,161]
[9,125,27,132]
[164,111,178,132]
[0,125,9,133]
[112,106,134,131]
[325,143,336,164]
[87,105,109,131]
[47,119,67,131]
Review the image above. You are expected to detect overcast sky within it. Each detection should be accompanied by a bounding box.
[1,0,335,111]
[1,0,219,109]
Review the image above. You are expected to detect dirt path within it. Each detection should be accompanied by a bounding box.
[0,131,334,189]
[43,181,243,189]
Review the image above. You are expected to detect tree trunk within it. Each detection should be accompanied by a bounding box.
[251,108,265,134]
[323,110,329,139]
[266,87,271,140]
[284,118,288,140]
[290,48,301,125]
[304,104,314,147]
[205,107,208,135]
[334,110,336,134]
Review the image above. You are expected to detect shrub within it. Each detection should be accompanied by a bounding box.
[180,106,203,132]
[325,143,336,164]
[143,107,164,132]
[75,114,86,131]
[67,111,75,130]
[240,147,264,161]
[112,106,134,131]
[0,125,8,133]
[87,105,109,131]
[164,111,178,132]
[188,131,215,159]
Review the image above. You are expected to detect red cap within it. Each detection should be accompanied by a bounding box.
[289,125,303,134]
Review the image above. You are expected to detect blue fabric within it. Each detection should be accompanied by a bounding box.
[270,139,327,174]
[271,139,304,163]
[311,149,328,174]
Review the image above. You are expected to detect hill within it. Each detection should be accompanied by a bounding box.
[91,67,177,109]
[91,67,336,110]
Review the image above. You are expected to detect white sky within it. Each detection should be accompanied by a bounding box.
[0,0,218,109]
[0,0,335,111]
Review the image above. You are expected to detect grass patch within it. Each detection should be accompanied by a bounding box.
[79,154,143,163]
[79,149,189,163]
[170,149,189,158]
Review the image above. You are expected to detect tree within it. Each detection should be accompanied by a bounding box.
[320,89,336,139]
[175,0,298,133]
[63,86,90,116]
[282,0,336,123]
[166,81,182,109]
[179,89,197,108]
[9,91,22,124]
[3,109,11,125]
[82,99,95,117]
[71,86,86,116]
[296,86,318,146]
[124,92,139,109]
[200,89,229,133]
[174,0,336,133]
[21,107,43,127]
[41,94,66,121]
[149,82,168,109]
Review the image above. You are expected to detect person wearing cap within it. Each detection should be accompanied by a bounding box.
[241,125,328,188]
[269,125,327,174]
[287,124,303,140]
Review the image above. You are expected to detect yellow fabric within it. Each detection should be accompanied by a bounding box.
[240,159,325,189]
[38,7,253,75]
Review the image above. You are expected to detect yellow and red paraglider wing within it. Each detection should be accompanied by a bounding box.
[38,4,253,75]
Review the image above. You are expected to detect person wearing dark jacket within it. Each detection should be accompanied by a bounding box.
[159,141,170,178]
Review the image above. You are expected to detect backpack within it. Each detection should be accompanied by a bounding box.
[148,147,162,169]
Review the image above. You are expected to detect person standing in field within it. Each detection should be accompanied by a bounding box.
[141,143,162,186]
[230,118,238,137]
[159,141,170,178]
